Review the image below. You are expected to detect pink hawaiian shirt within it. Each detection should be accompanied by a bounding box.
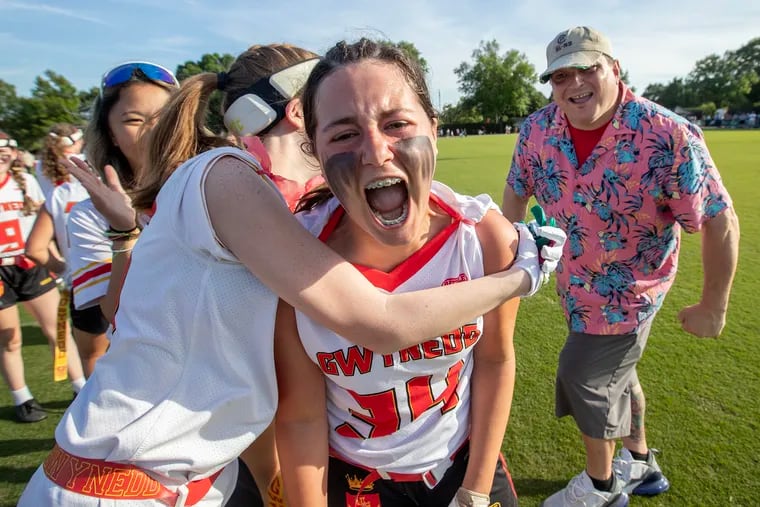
[507,84,732,335]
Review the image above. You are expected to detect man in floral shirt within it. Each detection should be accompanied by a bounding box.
[502,26,740,507]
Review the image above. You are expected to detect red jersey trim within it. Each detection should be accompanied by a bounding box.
[72,263,112,289]
[318,194,463,292]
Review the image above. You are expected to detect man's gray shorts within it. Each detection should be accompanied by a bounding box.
[555,317,653,439]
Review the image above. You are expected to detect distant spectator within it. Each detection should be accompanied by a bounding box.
[713,107,727,127]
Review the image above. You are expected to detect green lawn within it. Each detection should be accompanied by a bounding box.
[1,130,758,506]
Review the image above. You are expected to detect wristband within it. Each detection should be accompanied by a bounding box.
[105,226,141,241]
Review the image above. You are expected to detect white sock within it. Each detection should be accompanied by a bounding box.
[11,386,34,406]
[71,377,86,393]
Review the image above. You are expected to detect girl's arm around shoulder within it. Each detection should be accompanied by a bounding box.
[204,155,531,354]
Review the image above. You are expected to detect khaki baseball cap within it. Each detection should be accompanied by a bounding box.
[540,26,613,83]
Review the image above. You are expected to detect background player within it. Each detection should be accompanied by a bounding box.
[34,123,84,200]
[66,61,179,374]
[0,130,84,422]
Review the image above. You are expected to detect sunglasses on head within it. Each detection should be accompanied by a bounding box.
[100,61,179,96]
[0,139,18,148]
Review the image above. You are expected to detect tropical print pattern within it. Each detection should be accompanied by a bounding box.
[507,84,732,334]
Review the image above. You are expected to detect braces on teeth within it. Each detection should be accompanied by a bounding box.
[366,177,402,189]
[373,203,409,226]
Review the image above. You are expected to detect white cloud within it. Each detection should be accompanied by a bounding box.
[0,0,107,25]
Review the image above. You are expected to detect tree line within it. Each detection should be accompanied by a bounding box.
[1,37,757,151]
[642,37,760,118]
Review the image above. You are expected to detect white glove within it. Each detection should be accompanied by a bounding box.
[512,222,542,296]
[447,487,490,507]
[528,221,567,275]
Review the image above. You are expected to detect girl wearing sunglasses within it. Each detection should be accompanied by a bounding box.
[19,48,561,506]
[63,61,178,377]
[0,131,85,423]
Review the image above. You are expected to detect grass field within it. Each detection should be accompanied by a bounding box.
[1,130,758,506]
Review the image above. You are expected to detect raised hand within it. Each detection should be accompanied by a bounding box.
[63,157,137,231]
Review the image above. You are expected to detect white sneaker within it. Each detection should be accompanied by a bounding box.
[542,471,629,507]
[613,448,670,496]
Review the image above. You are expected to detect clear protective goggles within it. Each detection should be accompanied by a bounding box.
[100,61,179,96]
[223,58,320,137]
[50,129,84,147]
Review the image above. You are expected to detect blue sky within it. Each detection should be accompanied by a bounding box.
[2,0,759,108]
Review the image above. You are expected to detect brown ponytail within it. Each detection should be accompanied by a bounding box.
[10,166,39,216]
[132,73,231,212]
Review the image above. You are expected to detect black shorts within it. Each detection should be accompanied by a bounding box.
[0,265,57,310]
[225,458,265,507]
[69,296,110,335]
[327,442,517,507]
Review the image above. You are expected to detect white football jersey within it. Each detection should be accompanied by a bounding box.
[0,171,44,258]
[46,179,89,283]
[295,181,499,475]
[56,147,281,488]
[35,154,85,202]
[67,199,111,309]
[34,159,56,202]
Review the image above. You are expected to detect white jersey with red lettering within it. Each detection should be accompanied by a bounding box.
[67,198,111,309]
[295,181,499,476]
[0,171,44,259]
[49,148,280,491]
[46,179,89,283]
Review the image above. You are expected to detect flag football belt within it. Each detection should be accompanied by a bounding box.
[43,444,222,506]
[0,255,35,267]
[332,440,469,494]
[53,287,68,382]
